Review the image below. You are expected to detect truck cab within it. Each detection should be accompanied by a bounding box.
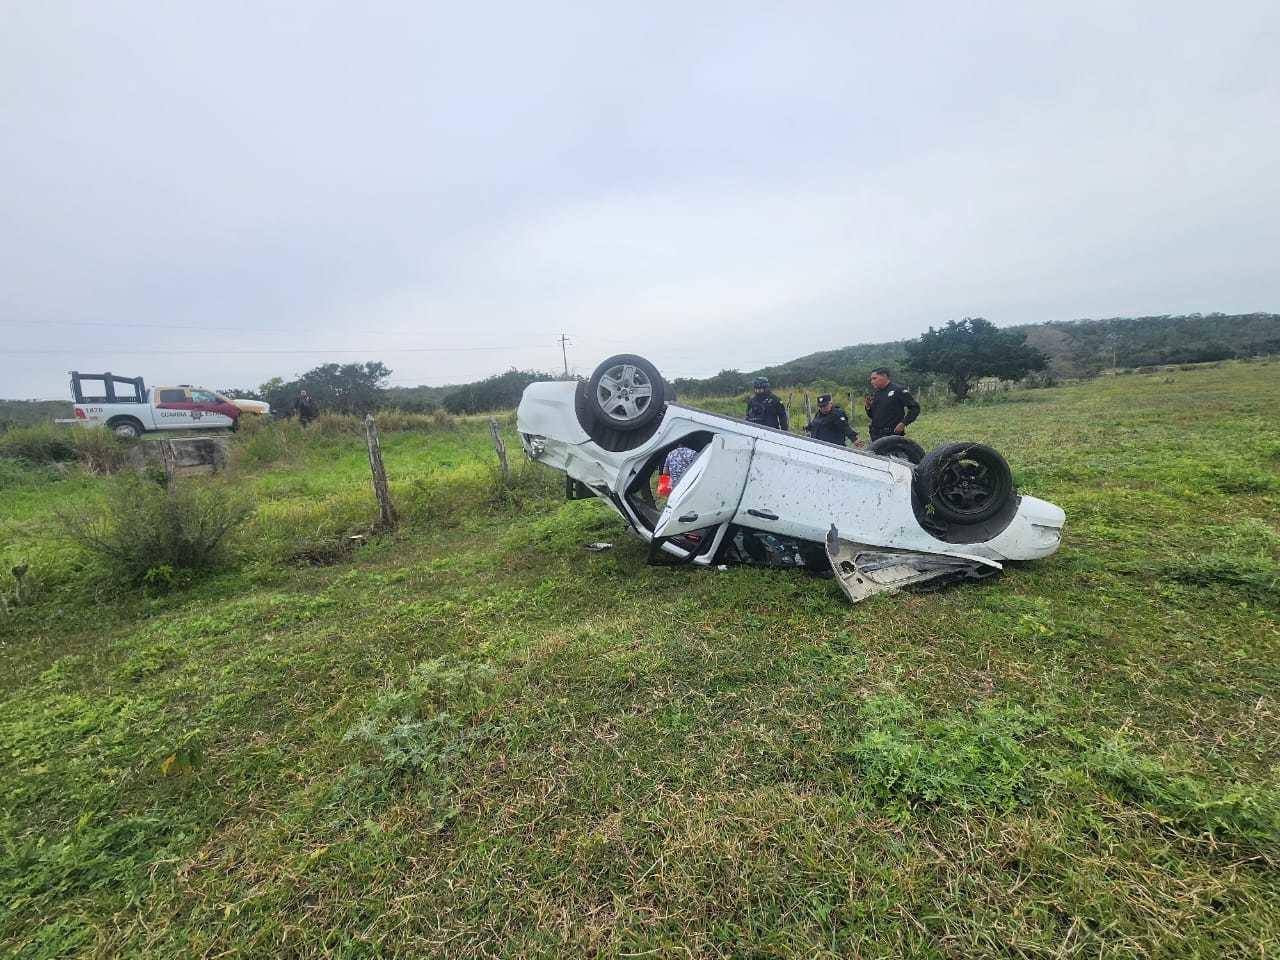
[69,372,245,438]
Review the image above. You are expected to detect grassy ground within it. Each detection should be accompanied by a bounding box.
[1,362,1277,959]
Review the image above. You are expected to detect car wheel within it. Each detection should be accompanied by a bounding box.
[108,418,143,439]
[868,436,926,465]
[914,442,1014,525]
[588,354,666,432]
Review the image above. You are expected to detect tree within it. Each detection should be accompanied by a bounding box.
[905,317,1048,400]
[258,362,392,417]
[442,369,555,414]
[671,369,750,398]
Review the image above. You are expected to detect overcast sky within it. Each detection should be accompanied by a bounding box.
[3,2,1277,399]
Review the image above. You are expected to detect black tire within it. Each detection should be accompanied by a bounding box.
[107,417,143,439]
[587,354,666,432]
[914,442,1014,525]
[868,435,926,465]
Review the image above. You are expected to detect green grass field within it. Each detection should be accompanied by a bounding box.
[1,363,1278,958]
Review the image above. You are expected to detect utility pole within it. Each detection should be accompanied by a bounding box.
[559,334,571,377]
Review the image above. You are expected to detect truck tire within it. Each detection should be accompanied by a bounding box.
[107,417,144,439]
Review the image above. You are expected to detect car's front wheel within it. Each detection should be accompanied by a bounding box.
[914,442,1014,524]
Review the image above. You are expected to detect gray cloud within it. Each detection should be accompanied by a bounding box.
[3,1,1277,397]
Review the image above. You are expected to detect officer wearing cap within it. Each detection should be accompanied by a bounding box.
[805,394,861,447]
[745,377,789,431]
[864,367,920,442]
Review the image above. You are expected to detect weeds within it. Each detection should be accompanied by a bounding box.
[0,424,129,473]
[1083,737,1280,857]
[1159,553,1279,605]
[846,695,1046,813]
[342,657,497,778]
[0,424,77,463]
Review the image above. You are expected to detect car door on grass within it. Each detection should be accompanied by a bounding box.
[652,434,754,538]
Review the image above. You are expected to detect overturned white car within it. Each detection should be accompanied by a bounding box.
[516,354,1064,603]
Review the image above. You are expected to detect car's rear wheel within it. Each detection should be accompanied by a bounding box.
[107,417,143,439]
[914,442,1014,524]
[588,354,665,432]
[868,435,926,465]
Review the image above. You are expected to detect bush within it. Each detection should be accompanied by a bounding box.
[70,429,129,474]
[0,424,78,464]
[59,477,253,585]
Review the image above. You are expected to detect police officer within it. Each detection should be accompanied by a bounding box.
[294,389,318,426]
[864,367,920,441]
[805,394,862,447]
[745,377,789,431]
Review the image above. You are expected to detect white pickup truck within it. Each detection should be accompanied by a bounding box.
[64,371,270,438]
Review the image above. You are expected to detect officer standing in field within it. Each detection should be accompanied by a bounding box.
[294,389,318,426]
[745,377,789,431]
[864,367,920,441]
[805,394,862,447]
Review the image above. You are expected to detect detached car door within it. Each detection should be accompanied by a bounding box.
[652,434,754,538]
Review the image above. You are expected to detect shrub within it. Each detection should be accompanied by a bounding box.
[0,425,129,473]
[59,477,253,585]
[0,424,77,464]
[69,429,128,474]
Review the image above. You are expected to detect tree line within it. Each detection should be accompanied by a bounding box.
[220,364,560,417]
[220,312,1278,415]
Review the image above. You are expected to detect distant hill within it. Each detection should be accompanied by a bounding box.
[1019,313,1280,377]
[674,312,1279,394]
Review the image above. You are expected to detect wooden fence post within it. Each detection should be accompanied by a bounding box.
[364,415,396,528]
[488,417,509,483]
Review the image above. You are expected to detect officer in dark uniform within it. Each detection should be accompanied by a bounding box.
[745,377,789,431]
[864,367,920,441]
[294,389,318,426]
[805,394,862,446]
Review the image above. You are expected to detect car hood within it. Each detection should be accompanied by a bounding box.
[230,398,270,414]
